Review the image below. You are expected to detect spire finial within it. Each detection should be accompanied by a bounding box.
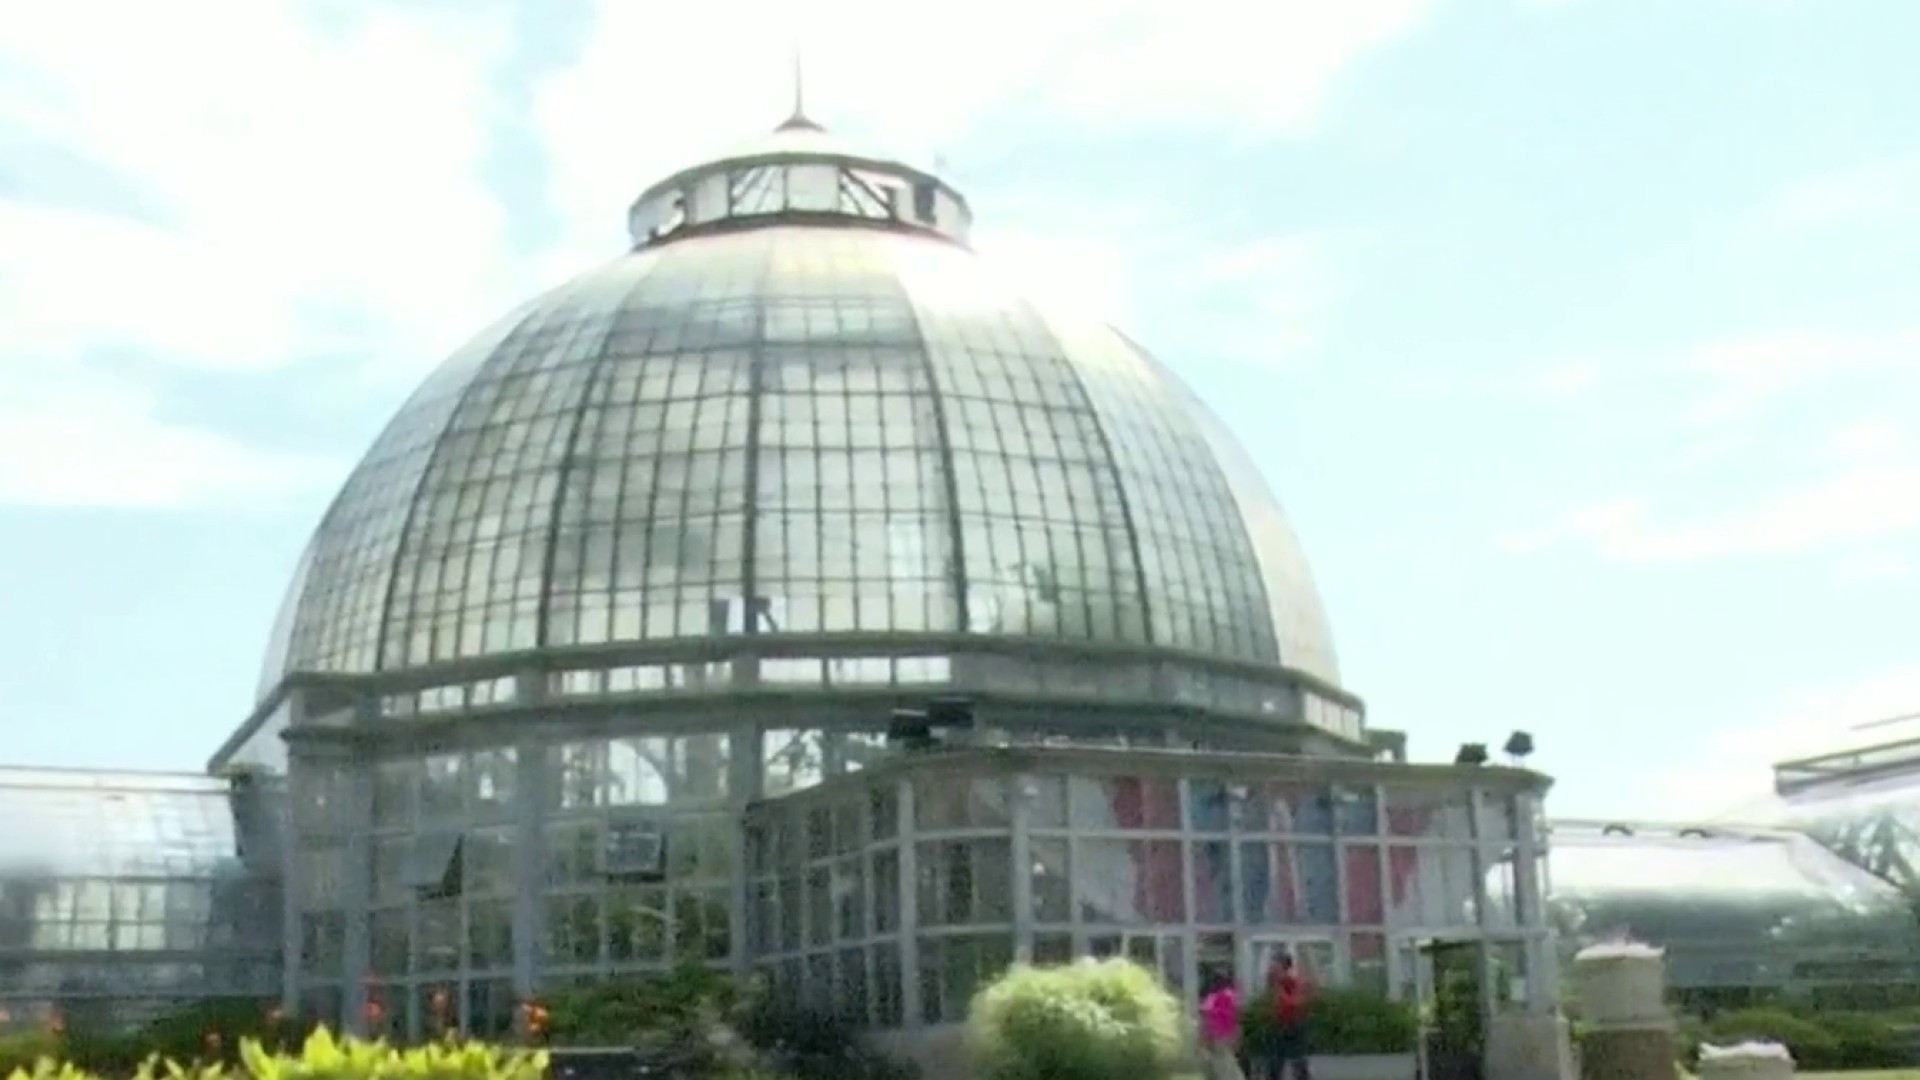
[776,43,824,132]
[792,47,805,119]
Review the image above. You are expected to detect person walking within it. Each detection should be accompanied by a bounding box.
[1264,953,1312,1080]
[1198,970,1246,1080]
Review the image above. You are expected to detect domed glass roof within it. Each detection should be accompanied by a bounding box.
[261,117,1342,720]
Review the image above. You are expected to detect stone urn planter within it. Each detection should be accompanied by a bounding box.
[1697,1041,1795,1080]
[1572,942,1677,1080]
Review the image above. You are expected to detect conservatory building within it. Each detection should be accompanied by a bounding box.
[204,103,1558,1046]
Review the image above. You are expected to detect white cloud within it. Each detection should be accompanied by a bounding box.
[0,0,524,507]
[0,365,342,509]
[0,0,1429,510]
[1654,663,1920,820]
[1748,156,1920,231]
[1523,361,1603,398]
[1835,549,1915,586]
[1679,330,1917,425]
[1504,461,1920,562]
[971,226,1349,367]
[1506,329,1920,563]
[530,0,1441,267]
[1821,417,1908,463]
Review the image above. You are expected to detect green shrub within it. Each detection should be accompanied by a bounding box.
[1810,1011,1911,1070]
[1240,987,1417,1055]
[734,991,913,1080]
[1698,1007,1831,1066]
[543,963,739,1045]
[0,1029,60,1076]
[969,958,1186,1080]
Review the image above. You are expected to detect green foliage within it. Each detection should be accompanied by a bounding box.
[542,964,739,1046]
[242,1027,547,1080]
[969,958,1186,1080]
[1699,1007,1913,1072]
[0,1031,62,1077]
[542,965,759,1077]
[1239,987,1417,1056]
[64,997,300,1074]
[733,988,913,1080]
[1,1026,548,1080]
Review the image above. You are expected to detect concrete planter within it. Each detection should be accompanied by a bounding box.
[1309,1051,1419,1080]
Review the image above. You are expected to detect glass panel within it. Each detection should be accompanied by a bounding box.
[1334,785,1380,835]
[1077,839,1185,923]
[869,783,899,839]
[873,849,901,934]
[872,943,904,1027]
[1384,788,1472,840]
[916,839,1014,926]
[1193,841,1232,923]
[763,730,826,795]
[1351,932,1388,994]
[1238,841,1339,924]
[917,933,1014,1024]
[1026,776,1069,830]
[1070,776,1182,830]
[916,776,1010,831]
[1189,780,1231,833]
[1269,782,1335,835]
[1344,845,1385,924]
[1386,845,1480,927]
[1031,838,1072,923]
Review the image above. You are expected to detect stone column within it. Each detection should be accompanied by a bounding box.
[1572,943,1677,1080]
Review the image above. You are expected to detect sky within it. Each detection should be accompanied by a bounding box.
[0,0,1916,820]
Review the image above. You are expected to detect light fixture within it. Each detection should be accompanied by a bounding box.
[1503,730,1535,764]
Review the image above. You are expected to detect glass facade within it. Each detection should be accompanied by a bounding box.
[285,737,1551,1039]
[1543,820,1920,998]
[748,749,1555,1029]
[0,769,280,1028]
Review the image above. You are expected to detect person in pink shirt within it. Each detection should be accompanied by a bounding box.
[1199,970,1246,1080]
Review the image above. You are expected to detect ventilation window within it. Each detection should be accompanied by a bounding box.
[603,814,668,882]
[406,834,463,899]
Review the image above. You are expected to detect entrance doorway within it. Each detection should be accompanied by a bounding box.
[1414,940,1486,1080]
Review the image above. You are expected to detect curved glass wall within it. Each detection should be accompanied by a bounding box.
[1544,822,1920,997]
[0,769,280,1029]
[268,222,1343,712]
[289,731,1549,1039]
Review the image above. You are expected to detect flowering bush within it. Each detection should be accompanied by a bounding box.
[968,958,1185,1080]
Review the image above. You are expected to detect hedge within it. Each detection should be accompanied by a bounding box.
[1239,987,1418,1056]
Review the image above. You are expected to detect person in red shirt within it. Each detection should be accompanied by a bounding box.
[1263,953,1312,1080]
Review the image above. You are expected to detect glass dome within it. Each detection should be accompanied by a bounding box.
[260,116,1343,734]
[1545,821,1920,993]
